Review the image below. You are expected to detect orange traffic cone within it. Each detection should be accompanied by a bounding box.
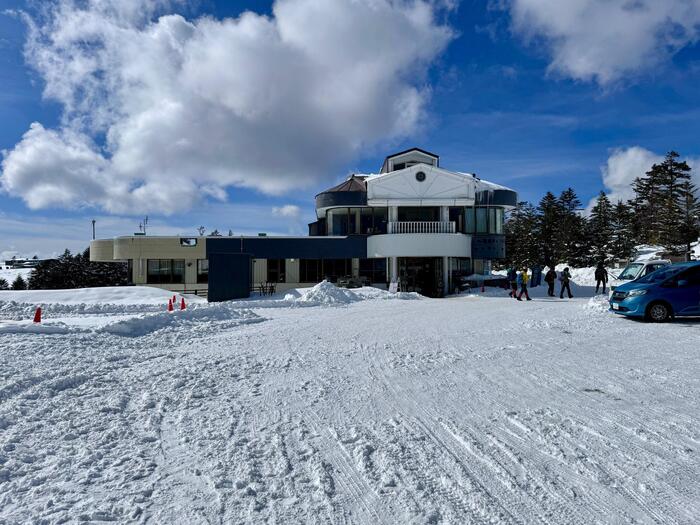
[180,297,186,310]
[172,294,176,304]
[168,299,174,312]
[33,307,42,323]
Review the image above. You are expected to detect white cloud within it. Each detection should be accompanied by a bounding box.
[506,0,700,85]
[272,204,302,219]
[588,146,700,211]
[1,0,453,214]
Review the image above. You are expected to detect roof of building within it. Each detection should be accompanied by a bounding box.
[320,174,367,194]
[383,147,439,161]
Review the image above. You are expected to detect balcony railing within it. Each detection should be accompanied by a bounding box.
[387,221,456,234]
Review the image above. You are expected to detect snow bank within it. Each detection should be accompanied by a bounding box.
[100,304,263,337]
[0,286,205,306]
[0,320,75,335]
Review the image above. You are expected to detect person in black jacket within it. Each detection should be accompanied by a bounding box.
[559,267,573,299]
[594,262,609,294]
[544,266,557,297]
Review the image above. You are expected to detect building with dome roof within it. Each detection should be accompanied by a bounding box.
[91,148,517,300]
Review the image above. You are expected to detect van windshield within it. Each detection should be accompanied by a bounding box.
[636,265,685,284]
[617,263,642,280]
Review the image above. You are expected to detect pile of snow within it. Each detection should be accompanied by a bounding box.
[584,294,611,313]
[101,304,263,337]
[296,281,362,306]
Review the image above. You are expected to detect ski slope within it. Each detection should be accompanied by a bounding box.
[0,283,698,523]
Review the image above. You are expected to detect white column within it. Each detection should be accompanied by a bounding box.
[389,206,398,222]
[390,257,398,284]
[440,206,449,222]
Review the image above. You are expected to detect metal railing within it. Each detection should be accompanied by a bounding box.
[387,221,456,234]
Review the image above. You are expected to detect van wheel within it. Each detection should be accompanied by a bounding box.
[646,302,671,322]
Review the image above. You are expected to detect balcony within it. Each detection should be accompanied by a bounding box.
[387,221,456,234]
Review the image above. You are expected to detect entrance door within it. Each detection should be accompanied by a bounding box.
[398,257,443,297]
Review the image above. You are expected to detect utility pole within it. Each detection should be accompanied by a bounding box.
[92,219,96,240]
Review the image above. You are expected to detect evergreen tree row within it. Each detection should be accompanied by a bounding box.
[505,151,700,268]
[26,248,128,290]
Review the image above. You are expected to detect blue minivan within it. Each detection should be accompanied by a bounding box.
[609,261,700,322]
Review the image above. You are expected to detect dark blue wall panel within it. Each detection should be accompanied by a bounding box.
[207,236,367,260]
[207,252,252,302]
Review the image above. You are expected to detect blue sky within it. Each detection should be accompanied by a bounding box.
[1,0,700,258]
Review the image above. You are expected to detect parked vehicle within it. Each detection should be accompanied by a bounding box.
[609,262,700,321]
[608,260,671,296]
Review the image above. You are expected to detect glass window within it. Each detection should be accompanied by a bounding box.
[300,259,322,282]
[322,259,352,283]
[267,258,286,283]
[495,208,504,234]
[464,207,475,233]
[476,208,488,234]
[373,207,388,234]
[360,208,373,235]
[449,207,464,233]
[197,259,209,284]
[359,258,387,283]
[679,266,700,285]
[331,208,349,235]
[398,207,440,221]
[488,208,497,234]
[147,259,184,284]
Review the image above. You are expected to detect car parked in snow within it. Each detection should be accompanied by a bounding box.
[609,262,700,321]
[608,259,671,296]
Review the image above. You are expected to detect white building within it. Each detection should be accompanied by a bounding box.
[92,148,517,300]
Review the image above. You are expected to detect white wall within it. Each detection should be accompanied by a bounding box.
[368,234,471,258]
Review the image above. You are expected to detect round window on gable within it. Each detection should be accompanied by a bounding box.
[415,171,426,182]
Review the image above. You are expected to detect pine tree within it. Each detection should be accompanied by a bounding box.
[0,278,9,290]
[656,152,692,252]
[12,274,27,290]
[505,202,539,268]
[678,179,700,260]
[588,191,614,263]
[631,151,693,250]
[557,188,590,266]
[27,248,127,289]
[536,192,562,266]
[610,200,635,261]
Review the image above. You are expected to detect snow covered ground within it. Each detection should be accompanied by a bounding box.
[1,283,698,523]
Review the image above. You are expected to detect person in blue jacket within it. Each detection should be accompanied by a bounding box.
[507,267,518,298]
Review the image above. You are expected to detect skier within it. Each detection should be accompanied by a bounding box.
[517,267,532,301]
[559,267,573,299]
[544,266,557,297]
[507,266,518,299]
[594,262,609,294]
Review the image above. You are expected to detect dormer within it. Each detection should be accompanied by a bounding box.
[380,148,439,173]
